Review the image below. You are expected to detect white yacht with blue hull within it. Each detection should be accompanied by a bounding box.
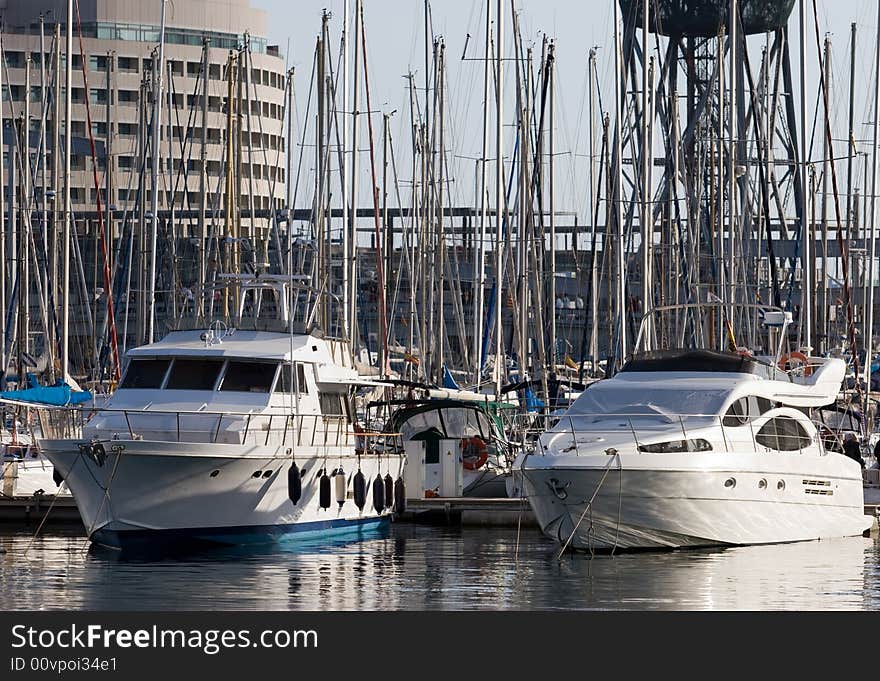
[518,347,874,552]
[39,325,405,551]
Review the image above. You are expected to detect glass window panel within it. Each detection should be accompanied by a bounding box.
[165,358,223,390]
[120,358,170,389]
[220,361,278,393]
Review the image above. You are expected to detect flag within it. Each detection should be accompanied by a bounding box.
[442,365,461,390]
[404,352,420,367]
[564,355,579,371]
[524,386,545,413]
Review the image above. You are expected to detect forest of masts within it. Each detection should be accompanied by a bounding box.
[2,0,880,412]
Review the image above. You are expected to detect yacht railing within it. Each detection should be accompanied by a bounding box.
[35,407,403,452]
[505,412,839,458]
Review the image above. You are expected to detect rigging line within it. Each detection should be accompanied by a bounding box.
[289,50,317,245]
[359,2,390,376]
[556,451,619,560]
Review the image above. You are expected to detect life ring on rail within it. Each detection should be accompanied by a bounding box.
[778,351,813,376]
[460,437,489,471]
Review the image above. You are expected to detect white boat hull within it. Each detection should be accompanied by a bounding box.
[522,452,873,550]
[41,438,403,550]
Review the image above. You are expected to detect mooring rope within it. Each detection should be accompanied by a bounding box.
[557,452,620,560]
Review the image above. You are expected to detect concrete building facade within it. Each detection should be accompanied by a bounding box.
[0,0,288,229]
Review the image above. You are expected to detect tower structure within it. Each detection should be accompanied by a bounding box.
[613,0,802,356]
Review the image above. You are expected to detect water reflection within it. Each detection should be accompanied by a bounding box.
[1,526,877,610]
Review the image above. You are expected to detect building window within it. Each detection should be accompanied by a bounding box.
[89,55,110,72]
[118,56,138,72]
[119,123,137,136]
[118,90,138,105]
[90,88,109,105]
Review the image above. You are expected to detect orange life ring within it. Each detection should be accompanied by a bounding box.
[460,437,489,470]
[778,351,813,376]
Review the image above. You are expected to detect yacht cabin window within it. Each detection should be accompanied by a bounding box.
[319,392,345,417]
[165,358,224,390]
[119,358,171,388]
[220,361,279,393]
[722,396,773,426]
[755,416,811,452]
[274,363,310,394]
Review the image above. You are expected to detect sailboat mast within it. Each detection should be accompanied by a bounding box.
[349,0,361,348]
[798,0,811,351]
[342,0,350,339]
[473,1,491,384]
[62,0,73,378]
[147,0,168,343]
[864,5,880,402]
[199,37,209,318]
[588,48,598,373]
[548,40,556,376]
[612,0,626,364]
[494,0,504,394]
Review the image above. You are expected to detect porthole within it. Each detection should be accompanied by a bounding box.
[262,470,273,478]
[777,480,786,491]
[724,477,736,488]
[210,470,220,478]
[758,478,767,489]
[252,470,262,478]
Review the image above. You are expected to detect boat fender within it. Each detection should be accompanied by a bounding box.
[393,477,406,514]
[334,467,346,508]
[383,473,394,509]
[372,474,385,513]
[319,469,331,509]
[288,462,302,505]
[460,437,489,471]
[353,470,367,510]
[52,468,64,486]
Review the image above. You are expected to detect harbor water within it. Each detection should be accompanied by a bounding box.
[2,524,880,610]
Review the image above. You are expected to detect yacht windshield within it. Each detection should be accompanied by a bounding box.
[119,358,171,389]
[165,358,224,390]
[220,361,279,393]
[568,384,730,418]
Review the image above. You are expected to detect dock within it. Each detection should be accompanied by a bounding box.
[0,493,82,525]
[398,497,536,526]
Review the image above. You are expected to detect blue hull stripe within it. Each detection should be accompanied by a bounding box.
[92,515,390,550]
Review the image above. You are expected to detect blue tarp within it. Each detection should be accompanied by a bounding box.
[1,374,92,406]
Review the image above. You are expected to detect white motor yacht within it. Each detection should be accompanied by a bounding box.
[519,311,874,551]
[38,276,405,551]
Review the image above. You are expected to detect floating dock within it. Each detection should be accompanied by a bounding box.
[0,493,81,524]
[398,497,536,526]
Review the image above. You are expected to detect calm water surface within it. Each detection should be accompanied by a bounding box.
[1,524,879,610]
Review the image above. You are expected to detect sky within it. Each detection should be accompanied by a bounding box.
[247,0,880,227]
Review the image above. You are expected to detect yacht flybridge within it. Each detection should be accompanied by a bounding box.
[38,276,405,550]
[519,306,874,551]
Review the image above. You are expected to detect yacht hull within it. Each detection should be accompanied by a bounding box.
[522,453,873,550]
[41,438,401,551]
